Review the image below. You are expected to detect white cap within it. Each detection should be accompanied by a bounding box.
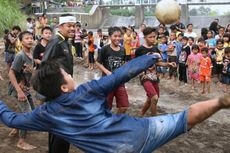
[59,16,76,25]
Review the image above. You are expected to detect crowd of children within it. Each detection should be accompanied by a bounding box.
[0,14,230,151]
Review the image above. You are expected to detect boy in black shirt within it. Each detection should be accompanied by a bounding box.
[96,27,128,114]
[33,27,52,69]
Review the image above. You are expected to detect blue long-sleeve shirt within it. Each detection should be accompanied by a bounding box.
[0,55,159,153]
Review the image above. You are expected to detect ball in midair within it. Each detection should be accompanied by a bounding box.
[155,0,181,24]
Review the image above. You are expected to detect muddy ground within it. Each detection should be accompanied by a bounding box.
[0,40,230,153]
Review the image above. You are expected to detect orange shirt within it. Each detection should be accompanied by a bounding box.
[200,57,212,76]
[88,37,94,53]
[124,34,132,55]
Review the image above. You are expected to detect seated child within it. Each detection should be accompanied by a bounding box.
[1,54,230,153]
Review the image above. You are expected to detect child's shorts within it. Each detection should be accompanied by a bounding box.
[143,81,159,98]
[216,64,223,74]
[221,75,230,85]
[140,110,188,152]
[107,84,129,109]
[200,75,211,82]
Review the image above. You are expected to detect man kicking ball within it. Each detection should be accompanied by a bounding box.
[0,54,230,153]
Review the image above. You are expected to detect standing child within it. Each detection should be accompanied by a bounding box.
[223,33,230,48]
[187,44,202,90]
[215,39,225,80]
[130,31,140,59]
[221,47,230,92]
[88,31,95,70]
[124,28,132,61]
[178,36,190,85]
[199,47,212,94]
[158,36,168,78]
[8,31,36,150]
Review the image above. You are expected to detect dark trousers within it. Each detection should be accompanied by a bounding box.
[178,63,187,83]
[48,133,70,153]
[74,42,83,58]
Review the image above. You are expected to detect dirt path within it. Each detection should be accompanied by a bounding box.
[0,40,230,153]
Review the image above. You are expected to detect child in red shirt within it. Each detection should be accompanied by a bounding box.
[200,47,212,94]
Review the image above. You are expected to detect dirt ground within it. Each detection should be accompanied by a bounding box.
[0,40,230,153]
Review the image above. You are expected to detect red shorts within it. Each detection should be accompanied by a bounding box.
[143,81,159,98]
[107,84,129,109]
[200,75,211,82]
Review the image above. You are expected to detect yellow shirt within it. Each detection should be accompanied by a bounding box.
[224,42,230,48]
[216,48,225,64]
[124,34,132,56]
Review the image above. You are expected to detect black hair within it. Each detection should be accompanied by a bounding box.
[182,36,188,41]
[12,25,21,32]
[209,21,218,35]
[60,13,74,17]
[82,28,87,33]
[187,23,193,28]
[88,31,93,36]
[143,27,156,36]
[178,33,183,37]
[97,28,102,33]
[192,44,199,50]
[18,31,33,41]
[27,17,32,22]
[121,26,127,33]
[224,47,230,54]
[188,37,194,42]
[201,27,208,40]
[169,25,177,31]
[108,26,122,36]
[41,26,52,34]
[4,29,9,34]
[216,39,224,45]
[31,61,66,101]
[223,33,230,42]
[198,37,205,43]
[76,21,81,27]
[201,47,209,53]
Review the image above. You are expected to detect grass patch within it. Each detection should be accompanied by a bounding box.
[0,0,26,35]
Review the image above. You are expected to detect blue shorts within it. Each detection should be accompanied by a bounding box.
[221,75,230,85]
[140,110,188,153]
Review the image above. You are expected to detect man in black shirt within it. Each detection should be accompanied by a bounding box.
[173,19,186,33]
[96,27,128,114]
[33,27,52,69]
[42,14,76,153]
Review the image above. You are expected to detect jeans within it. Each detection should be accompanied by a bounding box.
[141,110,188,153]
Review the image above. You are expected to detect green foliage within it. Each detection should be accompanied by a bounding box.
[84,5,93,13]
[110,8,135,16]
[222,11,230,16]
[189,6,220,16]
[0,0,26,35]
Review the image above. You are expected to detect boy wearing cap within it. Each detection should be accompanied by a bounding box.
[42,13,76,153]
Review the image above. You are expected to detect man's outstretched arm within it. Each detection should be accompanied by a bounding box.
[89,54,159,96]
[0,101,48,131]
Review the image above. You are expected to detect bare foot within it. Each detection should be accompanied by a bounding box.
[201,90,205,94]
[219,95,230,109]
[8,129,18,137]
[17,141,36,150]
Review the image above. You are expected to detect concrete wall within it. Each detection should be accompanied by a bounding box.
[43,5,106,29]
[189,16,230,28]
[43,5,230,29]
